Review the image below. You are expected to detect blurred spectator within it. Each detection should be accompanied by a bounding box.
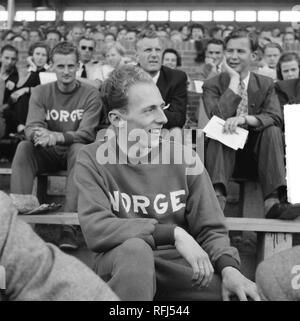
[125,30,137,43]
[9,42,50,137]
[0,45,19,139]
[162,48,181,69]
[2,30,16,41]
[21,28,30,41]
[45,29,62,47]
[282,32,296,48]
[272,27,281,38]
[69,24,85,45]
[210,27,223,40]
[11,35,25,43]
[179,24,190,41]
[276,52,300,81]
[29,29,43,43]
[56,21,68,40]
[117,28,127,42]
[222,29,232,39]
[190,23,205,42]
[170,30,183,43]
[92,31,105,42]
[104,32,116,44]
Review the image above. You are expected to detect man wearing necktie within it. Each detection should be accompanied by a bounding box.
[203,30,298,219]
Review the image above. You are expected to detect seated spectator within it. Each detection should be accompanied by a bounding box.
[74,64,260,301]
[56,21,68,41]
[69,24,85,46]
[276,52,300,81]
[9,42,50,138]
[179,24,190,41]
[256,246,300,301]
[210,27,223,40]
[21,28,30,41]
[97,42,126,82]
[162,48,182,69]
[203,30,296,219]
[136,30,188,129]
[190,23,205,43]
[76,37,103,89]
[125,30,137,43]
[257,42,283,80]
[10,42,102,250]
[197,38,225,81]
[104,32,116,45]
[169,30,183,43]
[0,44,19,140]
[282,32,297,49]
[45,29,62,47]
[29,29,43,43]
[0,191,119,301]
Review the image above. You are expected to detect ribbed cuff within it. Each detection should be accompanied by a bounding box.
[153,224,176,247]
[214,254,240,275]
[62,133,74,145]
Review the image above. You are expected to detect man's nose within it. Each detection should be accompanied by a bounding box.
[156,107,168,124]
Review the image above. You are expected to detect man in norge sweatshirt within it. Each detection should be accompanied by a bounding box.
[74,65,260,301]
[10,42,101,249]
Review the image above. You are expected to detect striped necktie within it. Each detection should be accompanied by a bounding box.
[236,80,248,117]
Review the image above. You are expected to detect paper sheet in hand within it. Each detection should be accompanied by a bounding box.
[284,104,300,204]
[203,116,249,150]
[39,72,57,84]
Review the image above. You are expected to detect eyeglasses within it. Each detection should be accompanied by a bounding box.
[81,46,94,51]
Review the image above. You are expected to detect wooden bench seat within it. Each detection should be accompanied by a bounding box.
[19,213,300,265]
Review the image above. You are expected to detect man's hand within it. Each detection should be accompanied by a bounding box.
[223,116,246,134]
[174,227,214,288]
[33,127,56,147]
[221,266,260,301]
[221,60,240,79]
[10,88,29,102]
[205,57,217,72]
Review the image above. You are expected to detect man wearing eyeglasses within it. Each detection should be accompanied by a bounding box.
[77,37,103,89]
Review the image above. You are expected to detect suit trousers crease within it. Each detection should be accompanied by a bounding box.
[93,238,222,301]
[205,125,286,199]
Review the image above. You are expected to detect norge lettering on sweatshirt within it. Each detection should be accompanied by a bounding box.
[109,190,186,216]
[46,109,84,122]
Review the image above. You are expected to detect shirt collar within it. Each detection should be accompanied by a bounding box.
[152,71,160,84]
[241,72,251,89]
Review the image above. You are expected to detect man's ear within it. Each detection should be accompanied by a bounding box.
[108,110,126,128]
[251,51,258,62]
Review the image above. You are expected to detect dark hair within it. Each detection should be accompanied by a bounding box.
[28,41,50,61]
[190,23,205,34]
[1,44,18,56]
[1,29,15,41]
[46,29,62,40]
[101,65,153,115]
[104,32,116,41]
[205,38,225,50]
[162,48,182,67]
[276,52,300,80]
[29,28,44,40]
[79,36,96,47]
[209,27,222,38]
[224,29,258,52]
[50,41,79,62]
[262,42,283,54]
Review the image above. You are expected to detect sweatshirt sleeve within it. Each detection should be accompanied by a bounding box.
[185,165,240,272]
[74,146,160,253]
[0,192,119,301]
[62,88,102,145]
[25,86,48,141]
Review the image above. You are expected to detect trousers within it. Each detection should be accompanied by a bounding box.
[10,140,83,212]
[93,238,223,301]
[205,125,286,199]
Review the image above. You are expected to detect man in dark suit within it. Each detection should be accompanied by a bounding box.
[136,30,187,129]
[203,30,297,219]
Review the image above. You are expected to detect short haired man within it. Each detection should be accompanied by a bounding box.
[263,42,283,69]
[0,44,19,139]
[198,38,225,81]
[136,30,188,129]
[282,32,296,47]
[74,64,259,301]
[45,29,62,46]
[76,37,102,89]
[203,30,296,219]
[70,24,85,45]
[29,29,43,43]
[190,23,205,42]
[10,42,102,249]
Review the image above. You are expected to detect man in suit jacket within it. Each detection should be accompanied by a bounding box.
[136,30,188,129]
[203,30,296,219]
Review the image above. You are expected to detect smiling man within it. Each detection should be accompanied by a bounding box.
[74,64,259,301]
[136,30,187,129]
[10,42,102,249]
[203,30,298,219]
